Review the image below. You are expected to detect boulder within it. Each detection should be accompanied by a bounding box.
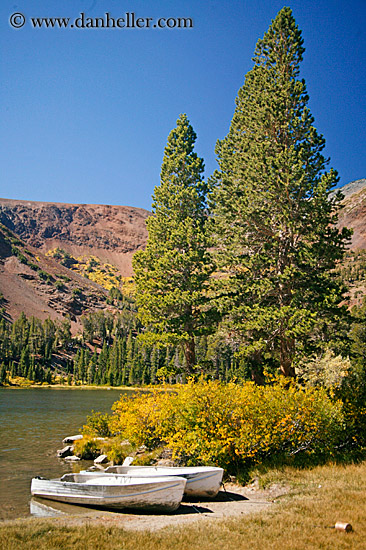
[159,448,173,460]
[64,455,81,462]
[94,454,109,465]
[57,445,73,458]
[156,458,176,467]
[62,434,83,444]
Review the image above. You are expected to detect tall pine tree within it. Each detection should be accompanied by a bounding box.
[211,8,351,376]
[133,114,216,374]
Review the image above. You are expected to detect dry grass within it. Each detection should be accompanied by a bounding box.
[1,461,365,550]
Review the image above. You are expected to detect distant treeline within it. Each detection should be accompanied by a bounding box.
[3,278,366,387]
[0,288,247,386]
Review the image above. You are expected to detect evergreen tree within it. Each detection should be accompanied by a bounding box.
[87,364,95,385]
[210,8,351,376]
[121,363,127,386]
[76,349,87,382]
[19,346,30,377]
[10,361,16,378]
[11,312,29,358]
[0,363,7,385]
[150,347,159,384]
[35,364,44,383]
[29,316,42,356]
[98,341,110,382]
[45,368,52,384]
[109,339,121,383]
[0,319,9,359]
[81,314,95,344]
[108,369,114,386]
[57,317,71,348]
[128,362,135,386]
[133,114,216,373]
[28,364,35,381]
[350,298,366,366]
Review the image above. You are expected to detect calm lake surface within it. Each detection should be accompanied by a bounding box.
[0,387,131,520]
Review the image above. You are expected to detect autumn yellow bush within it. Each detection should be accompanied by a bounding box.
[111,379,344,473]
[111,389,173,450]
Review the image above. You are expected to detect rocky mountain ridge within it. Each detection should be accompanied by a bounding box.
[0,222,110,330]
[0,199,150,277]
[336,179,366,250]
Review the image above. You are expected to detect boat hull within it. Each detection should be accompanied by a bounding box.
[31,474,186,512]
[105,466,224,498]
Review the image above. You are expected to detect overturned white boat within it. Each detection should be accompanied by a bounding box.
[31,472,186,512]
[104,465,224,498]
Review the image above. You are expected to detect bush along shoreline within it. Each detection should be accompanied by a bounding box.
[66,377,366,481]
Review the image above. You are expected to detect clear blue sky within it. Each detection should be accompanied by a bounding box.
[1,0,365,211]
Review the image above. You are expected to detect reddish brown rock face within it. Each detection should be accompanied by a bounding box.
[336,179,366,250]
[0,199,150,276]
[0,198,150,329]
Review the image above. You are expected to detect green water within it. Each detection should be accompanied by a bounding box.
[0,387,129,520]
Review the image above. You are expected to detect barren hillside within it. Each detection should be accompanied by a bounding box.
[0,223,110,330]
[337,179,366,249]
[0,199,150,276]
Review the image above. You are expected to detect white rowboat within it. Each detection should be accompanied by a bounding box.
[104,466,224,498]
[31,473,186,512]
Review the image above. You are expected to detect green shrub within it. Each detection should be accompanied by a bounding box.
[11,246,28,264]
[335,364,366,455]
[10,237,22,246]
[297,352,366,456]
[38,270,51,281]
[296,350,352,390]
[55,280,65,291]
[131,447,168,466]
[58,274,71,282]
[72,288,82,298]
[73,436,103,459]
[102,438,134,464]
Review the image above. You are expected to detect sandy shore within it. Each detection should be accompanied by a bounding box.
[16,482,288,532]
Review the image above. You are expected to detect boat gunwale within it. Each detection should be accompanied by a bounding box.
[31,479,186,500]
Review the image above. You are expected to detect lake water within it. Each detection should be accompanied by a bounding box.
[0,387,131,520]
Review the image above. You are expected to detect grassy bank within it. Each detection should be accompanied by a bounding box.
[1,461,365,550]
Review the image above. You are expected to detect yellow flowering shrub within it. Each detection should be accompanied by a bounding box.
[110,379,344,471]
[111,389,174,450]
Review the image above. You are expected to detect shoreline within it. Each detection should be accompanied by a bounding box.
[0,384,143,391]
[1,461,365,549]
[0,482,282,531]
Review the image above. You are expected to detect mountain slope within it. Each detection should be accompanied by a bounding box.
[0,199,150,276]
[0,179,365,324]
[337,179,366,250]
[0,223,109,330]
